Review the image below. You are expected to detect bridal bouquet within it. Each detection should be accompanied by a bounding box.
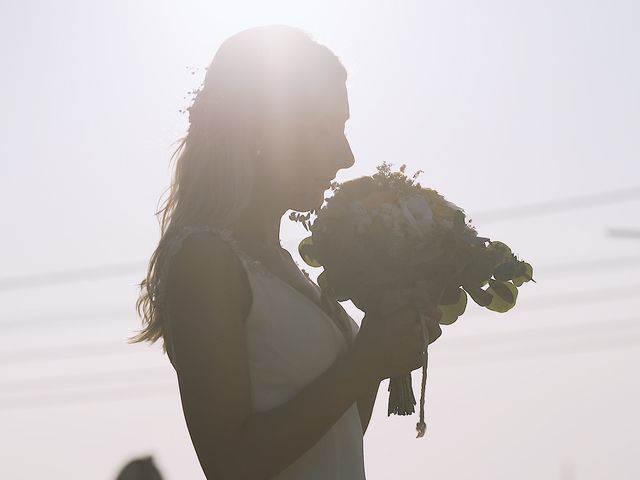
[290,162,534,437]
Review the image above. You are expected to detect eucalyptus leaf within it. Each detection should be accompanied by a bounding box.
[487,241,512,259]
[438,289,467,325]
[298,236,322,268]
[453,210,466,233]
[488,279,515,303]
[486,281,518,313]
[464,285,493,307]
[440,284,462,305]
[317,271,330,292]
[512,262,534,286]
[493,261,517,282]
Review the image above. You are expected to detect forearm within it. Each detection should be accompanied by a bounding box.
[354,312,381,435]
[222,350,374,480]
[357,377,381,435]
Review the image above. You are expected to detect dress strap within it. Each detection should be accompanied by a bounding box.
[162,224,274,279]
[153,225,274,342]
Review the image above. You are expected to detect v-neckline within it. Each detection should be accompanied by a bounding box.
[224,228,350,338]
[263,261,328,317]
[269,272,351,338]
[233,235,324,310]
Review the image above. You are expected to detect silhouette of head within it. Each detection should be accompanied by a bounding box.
[115,456,164,480]
[181,24,355,221]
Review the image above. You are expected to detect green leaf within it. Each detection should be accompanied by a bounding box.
[488,279,515,303]
[440,284,462,305]
[317,270,330,292]
[512,262,534,286]
[438,288,467,325]
[298,236,322,268]
[487,241,512,260]
[485,280,518,313]
[464,285,493,307]
[453,210,466,233]
[493,262,516,281]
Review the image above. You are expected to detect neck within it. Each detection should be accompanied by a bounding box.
[230,201,286,254]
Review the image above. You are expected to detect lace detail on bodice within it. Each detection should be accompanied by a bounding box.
[166,224,275,277]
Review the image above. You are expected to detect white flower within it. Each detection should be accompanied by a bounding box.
[398,197,426,238]
[405,194,435,234]
[351,201,373,234]
[445,199,464,213]
[440,219,454,230]
[377,203,402,229]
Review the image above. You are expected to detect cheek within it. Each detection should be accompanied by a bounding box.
[259,130,326,197]
[286,136,322,180]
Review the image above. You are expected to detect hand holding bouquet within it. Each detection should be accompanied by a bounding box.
[290,162,534,437]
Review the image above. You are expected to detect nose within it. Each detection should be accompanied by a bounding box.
[336,134,355,170]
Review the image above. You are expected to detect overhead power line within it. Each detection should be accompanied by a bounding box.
[0,262,145,292]
[609,229,640,240]
[538,255,640,275]
[0,281,638,352]
[0,366,170,395]
[1,316,637,399]
[0,383,176,412]
[512,285,640,311]
[2,254,639,333]
[438,332,640,368]
[1,186,639,293]
[1,329,638,412]
[0,341,146,366]
[474,186,640,223]
[2,302,639,367]
[439,315,640,349]
[0,308,132,332]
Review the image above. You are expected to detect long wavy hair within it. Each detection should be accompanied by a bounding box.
[129,25,347,355]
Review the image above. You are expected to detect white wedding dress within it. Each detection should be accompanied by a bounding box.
[161,225,367,480]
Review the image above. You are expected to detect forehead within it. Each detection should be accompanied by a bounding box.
[262,75,349,123]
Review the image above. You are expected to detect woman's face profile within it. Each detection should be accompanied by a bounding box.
[255,77,355,213]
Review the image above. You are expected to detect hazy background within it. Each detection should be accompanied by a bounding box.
[1,0,639,478]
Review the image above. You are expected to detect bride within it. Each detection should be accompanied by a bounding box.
[130,25,443,480]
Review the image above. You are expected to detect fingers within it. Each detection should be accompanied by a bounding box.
[415,349,426,370]
[424,304,442,324]
[419,309,442,345]
[377,288,415,318]
[416,313,428,345]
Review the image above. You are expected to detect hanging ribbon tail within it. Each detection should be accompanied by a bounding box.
[416,421,427,438]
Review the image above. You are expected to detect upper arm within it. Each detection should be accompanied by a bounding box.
[165,232,253,478]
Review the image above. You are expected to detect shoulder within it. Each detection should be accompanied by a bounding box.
[164,225,239,267]
[164,226,253,327]
[168,227,238,275]
[160,226,254,372]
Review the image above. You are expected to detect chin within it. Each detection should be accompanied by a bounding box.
[291,190,326,212]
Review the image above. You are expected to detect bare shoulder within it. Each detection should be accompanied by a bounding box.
[165,230,253,371]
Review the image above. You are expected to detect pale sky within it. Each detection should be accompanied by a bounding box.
[1,0,639,479]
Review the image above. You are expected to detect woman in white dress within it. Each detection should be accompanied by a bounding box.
[130,25,443,479]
